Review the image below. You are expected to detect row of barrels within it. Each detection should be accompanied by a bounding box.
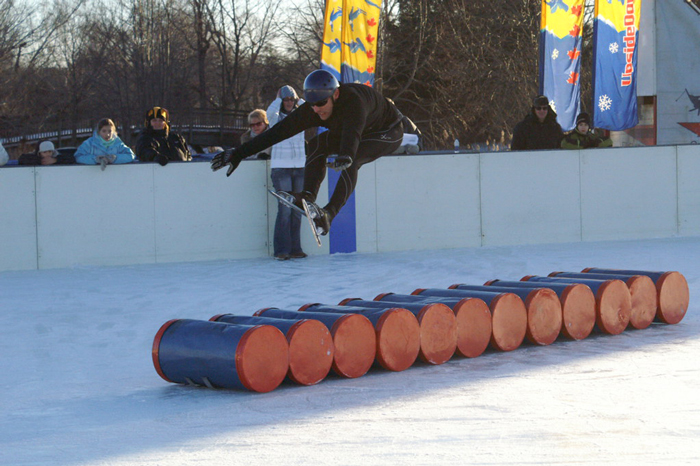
[152,268,689,393]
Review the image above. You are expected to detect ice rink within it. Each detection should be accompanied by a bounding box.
[1,237,698,465]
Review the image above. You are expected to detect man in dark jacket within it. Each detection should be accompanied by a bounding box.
[511,95,564,150]
[136,107,191,166]
[212,69,404,236]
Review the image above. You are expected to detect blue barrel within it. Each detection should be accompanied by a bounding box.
[373,292,492,358]
[482,279,596,340]
[548,272,656,330]
[299,303,420,372]
[412,288,527,352]
[522,276,630,335]
[152,319,289,393]
[581,268,689,324]
[210,314,334,386]
[338,298,457,365]
[253,308,375,379]
[443,285,561,346]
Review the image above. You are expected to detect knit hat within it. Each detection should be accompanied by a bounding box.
[533,95,550,107]
[145,107,170,129]
[576,112,591,126]
[279,85,298,100]
[39,141,55,153]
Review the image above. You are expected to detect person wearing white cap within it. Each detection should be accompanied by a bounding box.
[18,140,76,165]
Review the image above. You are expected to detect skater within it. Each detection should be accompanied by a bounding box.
[212,69,405,236]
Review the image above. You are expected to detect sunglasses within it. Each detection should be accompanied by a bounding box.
[282,98,296,102]
[311,98,329,108]
[249,121,265,128]
[535,106,549,111]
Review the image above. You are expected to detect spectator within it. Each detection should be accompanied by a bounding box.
[511,95,564,150]
[240,109,271,160]
[74,118,135,170]
[18,141,75,165]
[0,140,8,166]
[135,107,191,166]
[266,85,307,260]
[561,112,613,150]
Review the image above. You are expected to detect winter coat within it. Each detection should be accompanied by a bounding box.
[135,128,191,163]
[561,130,613,150]
[18,148,75,165]
[75,130,135,165]
[266,97,306,169]
[511,109,564,151]
[233,83,403,161]
[0,141,8,166]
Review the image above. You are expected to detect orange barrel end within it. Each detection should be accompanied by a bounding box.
[482,279,595,340]
[372,292,491,358]
[448,285,561,346]
[254,308,376,379]
[210,314,334,386]
[412,288,527,352]
[581,268,689,324]
[341,298,457,365]
[549,272,656,330]
[522,276,631,335]
[152,319,288,393]
[300,303,420,372]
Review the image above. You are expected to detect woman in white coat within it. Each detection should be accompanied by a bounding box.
[267,85,308,260]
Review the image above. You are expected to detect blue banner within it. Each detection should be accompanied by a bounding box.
[592,0,642,130]
[539,0,585,131]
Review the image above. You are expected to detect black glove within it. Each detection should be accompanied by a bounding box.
[211,148,244,176]
[155,154,169,166]
[326,154,353,171]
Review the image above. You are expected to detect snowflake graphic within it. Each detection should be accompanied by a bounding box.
[549,100,557,113]
[609,42,619,53]
[552,49,559,60]
[598,94,613,111]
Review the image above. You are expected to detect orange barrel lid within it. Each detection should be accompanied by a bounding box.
[235,325,290,393]
[656,271,690,324]
[522,288,562,346]
[449,297,492,357]
[595,279,632,335]
[487,293,528,351]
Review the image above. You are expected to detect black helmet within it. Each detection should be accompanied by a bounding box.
[303,70,340,104]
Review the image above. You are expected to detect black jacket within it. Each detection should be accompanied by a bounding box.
[234,83,402,160]
[511,110,564,151]
[136,128,191,163]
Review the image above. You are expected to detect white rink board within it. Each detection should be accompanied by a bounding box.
[580,146,677,241]
[678,144,700,236]
[480,150,581,246]
[35,164,156,268]
[367,154,481,252]
[0,167,38,271]
[153,161,269,262]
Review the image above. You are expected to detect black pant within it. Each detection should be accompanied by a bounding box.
[304,123,404,219]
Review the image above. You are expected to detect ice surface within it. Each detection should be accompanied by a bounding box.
[1,237,699,465]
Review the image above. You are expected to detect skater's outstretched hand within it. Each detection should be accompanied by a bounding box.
[211,148,244,176]
[326,154,352,171]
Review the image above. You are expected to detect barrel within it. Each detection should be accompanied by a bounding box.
[254,308,375,379]
[152,319,288,393]
[412,288,527,352]
[581,268,689,324]
[521,276,631,335]
[298,303,420,372]
[447,284,561,346]
[338,298,457,365]
[548,272,656,330]
[482,279,596,340]
[373,292,492,358]
[210,314,334,386]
